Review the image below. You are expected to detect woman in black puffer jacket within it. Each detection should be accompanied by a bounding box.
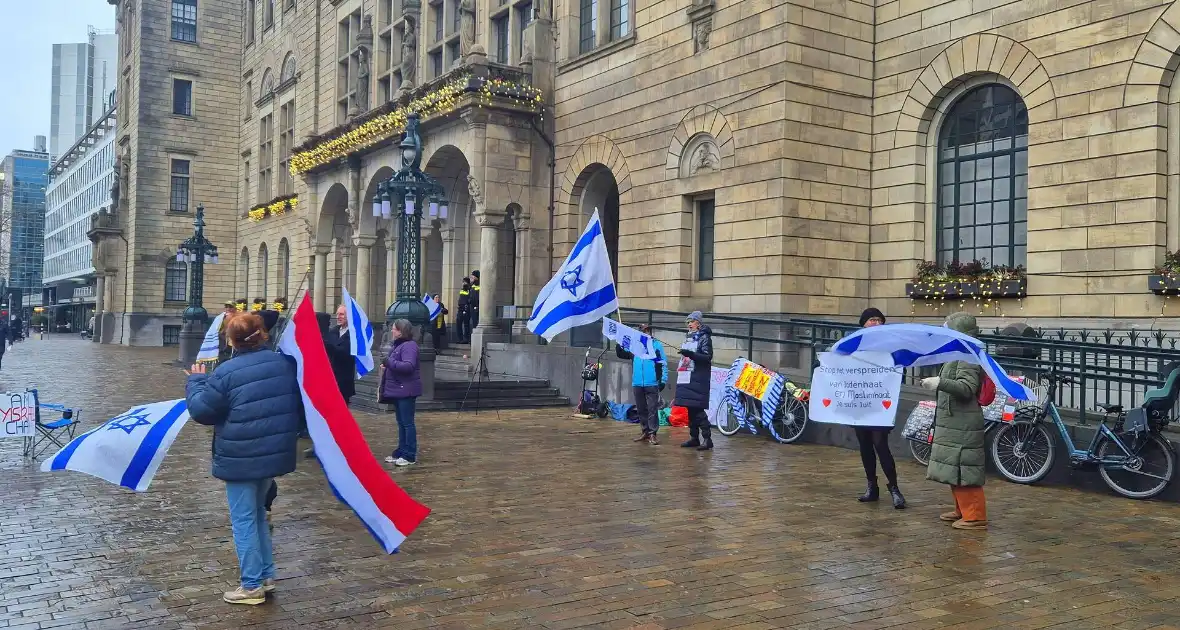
[674,310,715,451]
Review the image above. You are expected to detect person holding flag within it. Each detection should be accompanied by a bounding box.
[527,209,619,342]
[610,321,666,445]
[423,293,447,349]
[305,293,371,458]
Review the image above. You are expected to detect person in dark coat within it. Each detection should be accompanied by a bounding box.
[456,280,473,343]
[0,319,8,369]
[430,294,449,349]
[306,304,356,458]
[217,303,237,364]
[674,311,715,451]
[853,307,905,509]
[381,318,423,466]
[469,270,481,330]
[185,313,303,605]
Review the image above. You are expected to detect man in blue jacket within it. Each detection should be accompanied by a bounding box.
[616,324,666,445]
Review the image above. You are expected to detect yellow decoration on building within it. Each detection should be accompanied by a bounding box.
[248,195,299,222]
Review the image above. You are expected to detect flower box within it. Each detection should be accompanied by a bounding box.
[1148,274,1180,296]
[907,277,1026,300]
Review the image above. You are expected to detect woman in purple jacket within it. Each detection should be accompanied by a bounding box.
[381,318,422,467]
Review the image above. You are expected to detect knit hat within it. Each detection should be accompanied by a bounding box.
[859,307,886,327]
[686,310,704,323]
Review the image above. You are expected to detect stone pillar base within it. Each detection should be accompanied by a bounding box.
[470,325,507,370]
[178,327,204,365]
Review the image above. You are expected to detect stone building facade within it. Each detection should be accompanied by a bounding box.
[103,0,1180,348]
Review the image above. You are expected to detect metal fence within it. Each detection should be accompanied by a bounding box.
[506,308,1180,425]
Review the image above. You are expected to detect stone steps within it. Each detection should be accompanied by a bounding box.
[351,370,569,415]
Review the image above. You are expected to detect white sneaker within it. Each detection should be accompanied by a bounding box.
[393,457,415,467]
[383,455,397,464]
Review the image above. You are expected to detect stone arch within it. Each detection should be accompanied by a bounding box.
[665,105,735,180]
[560,135,633,209]
[422,144,473,307]
[257,242,270,300]
[260,68,275,97]
[1125,1,1180,107]
[894,34,1057,147]
[277,238,290,299]
[238,247,251,298]
[280,52,297,83]
[568,164,621,279]
[316,182,349,245]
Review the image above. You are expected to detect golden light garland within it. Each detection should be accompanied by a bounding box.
[248,194,299,222]
[289,75,543,176]
[907,260,1025,318]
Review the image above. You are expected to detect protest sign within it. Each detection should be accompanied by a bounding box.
[722,358,786,431]
[809,352,903,427]
[705,366,729,426]
[1,392,37,438]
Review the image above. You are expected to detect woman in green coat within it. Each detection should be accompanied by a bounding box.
[920,311,988,530]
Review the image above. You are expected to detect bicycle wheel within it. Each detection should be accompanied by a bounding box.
[990,420,1055,484]
[908,434,931,466]
[718,395,742,436]
[771,396,808,444]
[1097,432,1174,500]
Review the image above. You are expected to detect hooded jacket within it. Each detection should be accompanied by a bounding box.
[926,312,988,487]
[672,325,713,409]
[616,340,667,388]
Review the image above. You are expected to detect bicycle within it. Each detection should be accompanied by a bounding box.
[905,406,1006,466]
[990,369,1179,499]
[717,381,809,444]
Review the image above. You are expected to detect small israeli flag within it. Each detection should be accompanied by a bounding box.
[422,294,442,322]
[527,209,620,342]
[343,286,375,377]
[40,400,191,492]
[194,312,226,362]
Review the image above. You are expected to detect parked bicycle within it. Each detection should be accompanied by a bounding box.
[990,368,1179,499]
[905,405,1006,466]
[718,382,809,444]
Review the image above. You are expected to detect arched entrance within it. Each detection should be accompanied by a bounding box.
[423,145,473,318]
[316,182,350,312]
[569,164,621,346]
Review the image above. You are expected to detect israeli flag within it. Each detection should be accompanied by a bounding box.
[343,286,375,377]
[40,400,191,492]
[423,294,442,322]
[602,317,659,361]
[194,312,226,362]
[527,209,620,341]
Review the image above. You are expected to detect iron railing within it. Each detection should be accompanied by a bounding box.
[504,308,1180,425]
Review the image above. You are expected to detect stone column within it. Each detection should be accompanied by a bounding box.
[353,235,376,317]
[313,246,330,312]
[440,225,457,310]
[93,275,106,343]
[471,212,506,359]
[337,237,352,304]
[511,216,532,338]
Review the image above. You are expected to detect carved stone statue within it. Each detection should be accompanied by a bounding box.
[690,141,720,174]
[401,18,417,87]
[110,154,122,210]
[345,205,358,229]
[466,174,484,207]
[693,19,711,53]
[459,0,476,57]
[355,47,370,112]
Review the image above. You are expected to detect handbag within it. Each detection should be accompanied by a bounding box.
[377,363,392,404]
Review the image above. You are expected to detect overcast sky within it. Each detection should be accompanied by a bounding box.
[0,1,117,156]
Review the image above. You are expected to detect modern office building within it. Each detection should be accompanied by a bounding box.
[51,28,118,159]
[45,104,117,332]
[0,138,50,319]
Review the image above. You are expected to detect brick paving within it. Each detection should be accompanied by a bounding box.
[4,338,1180,628]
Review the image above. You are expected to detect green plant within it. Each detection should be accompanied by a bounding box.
[912,259,1026,283]
[1155,250,1180,276]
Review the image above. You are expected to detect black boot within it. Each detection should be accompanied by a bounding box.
[696,439,713,451]
[681,438,700,448]
[858,479,879,502]
[888,484,906,509]
[697,425,713,450]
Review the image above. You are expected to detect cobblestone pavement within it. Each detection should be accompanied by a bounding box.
[5,338,1180,629]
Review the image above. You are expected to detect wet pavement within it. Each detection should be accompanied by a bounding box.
[4,337,1180,628]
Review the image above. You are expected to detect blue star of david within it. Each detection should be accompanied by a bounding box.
[106,409,153,434]
[620,336,632,351]
[560,265,585,297]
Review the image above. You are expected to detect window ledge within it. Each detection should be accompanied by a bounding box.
[906,278,1027,300]
[167,210,192,216]
[171,113,195,121]
[170,39,199,46]
[559,33,637,75]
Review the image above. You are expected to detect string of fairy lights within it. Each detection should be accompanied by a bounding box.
[908,260,1027,317]
[247,194,299,222]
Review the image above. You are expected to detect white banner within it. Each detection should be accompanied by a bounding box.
[1,392,37,438]
[602,317,659,361]
[809,352,903,427]
[705,367,729,426]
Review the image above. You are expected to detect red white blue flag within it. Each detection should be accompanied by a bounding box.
[278,295,430,553]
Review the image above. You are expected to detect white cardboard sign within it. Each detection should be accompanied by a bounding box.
[809,352,903,427]
[1,392,37,438]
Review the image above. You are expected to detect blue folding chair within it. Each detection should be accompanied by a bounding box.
[22,389,81,460]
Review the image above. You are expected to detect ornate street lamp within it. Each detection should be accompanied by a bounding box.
[176,204,219,363]
[376,113,450,328]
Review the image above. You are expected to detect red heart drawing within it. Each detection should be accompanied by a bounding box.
[822,398,831,407]
[882,400,892,410]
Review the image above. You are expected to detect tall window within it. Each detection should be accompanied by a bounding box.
[172,79,193,116]
[492,15,509,63]
[239,248,251,297]
[278,238,290,298]
[259,113,273,200]
[165,261,188,301]
[245,0,256,44]
[579,0,597,53]
[936,84,1028,268]
[170,159,191,213]
[432,2,443,41]
[258,243,269,299]
[516,2,532,60]
[264,0,274,29]
[171,0,198,42]
[278,101,295,195]
[696,198,715,281]
[609,0,629,39]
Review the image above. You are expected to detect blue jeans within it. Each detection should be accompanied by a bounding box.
[393,397,418,462]
[225,479,276,589]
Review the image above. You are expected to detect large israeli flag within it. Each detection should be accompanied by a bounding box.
[40,400,191,492]
[422,294,442,322]
[527,209,620,341]
[343,286,375,377]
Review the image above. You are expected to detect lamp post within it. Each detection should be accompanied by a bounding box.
[375,112,450,330]
[176,204,219,364]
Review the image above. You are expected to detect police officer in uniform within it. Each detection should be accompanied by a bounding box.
[457,279,473,343]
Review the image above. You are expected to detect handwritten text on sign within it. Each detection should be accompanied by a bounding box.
[1,392,37,438]
[734,362,776,400]
[808,352,903,427]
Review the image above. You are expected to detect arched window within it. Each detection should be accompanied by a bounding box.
[280,54,297,83]
[258,243,269,299]
[936,84,1028,268]
[239,247,251,297]
[260,69,274,96]
[164,260,188,302]
[277,238,290,298]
